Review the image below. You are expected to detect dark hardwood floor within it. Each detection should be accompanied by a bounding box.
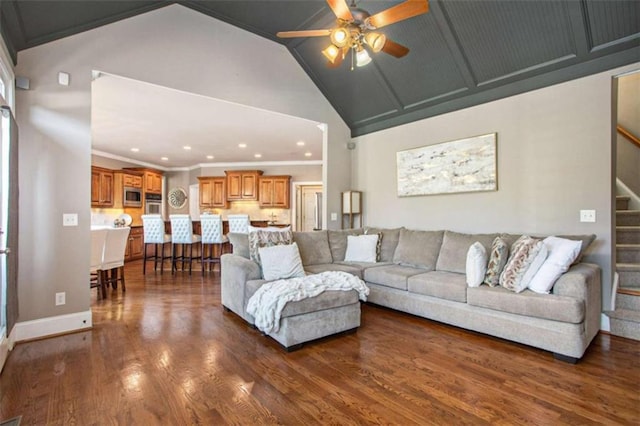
[1,260,639,425]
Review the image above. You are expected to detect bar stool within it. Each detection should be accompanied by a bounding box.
[101,227,131,294]
[169,214,201,275]
[141,214,172,274]
[200,214,228,275]
[227,214,250,234]
[90,228,108,299]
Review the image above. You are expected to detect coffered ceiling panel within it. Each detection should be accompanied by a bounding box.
[2,0,639,140]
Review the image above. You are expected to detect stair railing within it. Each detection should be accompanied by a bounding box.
[617,125,640,149]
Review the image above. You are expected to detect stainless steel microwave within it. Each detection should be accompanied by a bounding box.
[123,186,142,207]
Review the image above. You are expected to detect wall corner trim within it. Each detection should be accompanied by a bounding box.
[8,310,93,345]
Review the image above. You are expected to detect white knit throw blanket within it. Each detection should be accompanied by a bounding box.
[246,271,370,334]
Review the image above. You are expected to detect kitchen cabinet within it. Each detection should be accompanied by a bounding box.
[123,173,143,188]
[225,170,263,201]
[125,227,144,261]
[144,171,163,193]
[91,166,114,207]
[198,177,228,208]
[259,175,291,208]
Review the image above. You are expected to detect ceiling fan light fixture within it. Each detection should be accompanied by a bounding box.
[356,47,372,67]
[330,27,351,47]
[364,32,387,52]
[322,44,341,63]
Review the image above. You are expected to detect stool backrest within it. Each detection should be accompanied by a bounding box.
[227,214,250,234]
[141,214,166,244]
[170,214,194,244]
[90,228,108,272]
[200,214,224,244]
[102,227,130,269]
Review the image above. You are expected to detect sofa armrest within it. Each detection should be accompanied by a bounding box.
[553,262,602,340]
[221,254,262,322]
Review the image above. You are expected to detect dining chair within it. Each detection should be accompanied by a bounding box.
[141,214,172,274]
[169,214,202,275]
[90,228,108,299]
[200,214,228,275]
[101,227,131,294]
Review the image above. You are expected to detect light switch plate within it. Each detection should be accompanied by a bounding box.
[63,213,78,227]
[580,210,596,223]
[331,213,338,221]
[55,292,65,306]
[58,72,70,86]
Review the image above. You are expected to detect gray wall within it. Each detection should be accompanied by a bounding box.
[352,64,640,312]
[14,5,349,325]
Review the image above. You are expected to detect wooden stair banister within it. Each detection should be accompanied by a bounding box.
[617,125,640,149]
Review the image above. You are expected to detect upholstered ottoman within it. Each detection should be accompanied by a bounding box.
[243,277,363,351]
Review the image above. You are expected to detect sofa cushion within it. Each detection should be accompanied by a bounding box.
[364,264,425,290]
[408,271,467,303]
[304,263,365,279]
[259,242,305,281]
[393,229,444,270]
[280,290,359,319]
[328,228,363,262]
[436,231,498,274]
[248,228,293,265]
[466,242,488,287]
[483,236,509,287]
[293,231,333,266]
[365,227,403,262]
[344,234,379,262]
[499,236,547,293]
[556,234,596,264]
[467,286,584,323]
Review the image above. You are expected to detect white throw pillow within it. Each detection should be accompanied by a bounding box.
[344,234,379,263]
[259,242,305,281]
[528,236,583,294]
[466,242,488,287]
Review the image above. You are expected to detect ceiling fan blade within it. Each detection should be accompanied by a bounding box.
[367,0,429,29]
[382,39,410,58]
[326,0,354,21]
[276,29,332,38]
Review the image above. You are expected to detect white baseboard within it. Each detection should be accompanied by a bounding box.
[9,310,92,345]
[601,313,611,332]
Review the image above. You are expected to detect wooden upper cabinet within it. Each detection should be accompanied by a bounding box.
[198,177,228,208]
[91,166,114,207]
[123,173,143,188]
[259,176,291,209]
[144,171,163,193]
[225,170,263,201]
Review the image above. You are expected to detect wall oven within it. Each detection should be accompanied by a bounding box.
[123,187,142,207]
[145,193,163,215]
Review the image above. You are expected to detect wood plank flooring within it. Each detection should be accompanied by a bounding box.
[1,260,639,425]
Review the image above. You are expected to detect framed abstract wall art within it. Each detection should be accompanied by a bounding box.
[396,133,497,197]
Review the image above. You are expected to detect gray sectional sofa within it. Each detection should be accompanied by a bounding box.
[221,227,601,362]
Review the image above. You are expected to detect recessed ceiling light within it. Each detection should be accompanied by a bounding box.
[254,153,262,158]
[238,143,247,148]
[304,152,312,157]
[206,155,214,160]
[183,146,191,150]
[297,141,305,146]
[131,148,139,152]
[161,157,168,161]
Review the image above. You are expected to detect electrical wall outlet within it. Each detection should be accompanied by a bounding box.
[331,213,338,221]
[580,210,596,223]
[63,213,78,227]
[55,292,66,306]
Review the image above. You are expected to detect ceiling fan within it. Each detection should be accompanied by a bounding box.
[277,0,429,69]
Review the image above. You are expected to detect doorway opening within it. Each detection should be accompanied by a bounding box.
[294,183,323,232]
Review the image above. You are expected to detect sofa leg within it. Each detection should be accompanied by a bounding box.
[553,353,579,364]
[286,343,304,352]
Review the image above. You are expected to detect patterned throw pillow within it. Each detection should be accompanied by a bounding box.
[483,236,508,287]
[248,228,293,265]
[364,230,383,262]
[499,236,547,293]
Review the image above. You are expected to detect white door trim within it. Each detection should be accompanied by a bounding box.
[291,181,322,231]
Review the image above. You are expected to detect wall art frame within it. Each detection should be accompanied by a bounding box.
[396,132,497,197]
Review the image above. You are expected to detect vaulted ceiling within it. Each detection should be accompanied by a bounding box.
[1,1,639,137]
